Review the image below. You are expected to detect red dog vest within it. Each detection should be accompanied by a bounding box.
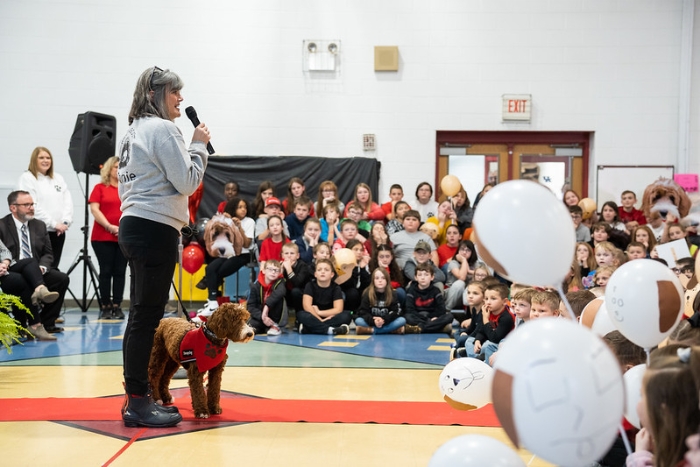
[179,327,229,372]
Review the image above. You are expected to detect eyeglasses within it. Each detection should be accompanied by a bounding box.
[570,214,582,219]
[13,203,35,208]
[149,66,163,90]
[265,267,280,273]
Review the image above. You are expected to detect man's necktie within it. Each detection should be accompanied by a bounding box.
[21,224,31,259]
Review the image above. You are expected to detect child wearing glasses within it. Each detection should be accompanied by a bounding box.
[248,259,287,336]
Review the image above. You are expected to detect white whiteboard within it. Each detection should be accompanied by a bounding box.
[596,165,674,209]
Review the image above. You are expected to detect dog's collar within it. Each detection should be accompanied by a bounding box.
[201,323,227,347]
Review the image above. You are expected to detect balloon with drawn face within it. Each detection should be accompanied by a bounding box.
[492,319,624,467]
[605,259,684,349]
[438,358,493,411]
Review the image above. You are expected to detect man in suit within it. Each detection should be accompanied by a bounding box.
[0,190,69,333]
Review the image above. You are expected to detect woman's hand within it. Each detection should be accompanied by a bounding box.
[55,223,69,236]
[192,123,211,145]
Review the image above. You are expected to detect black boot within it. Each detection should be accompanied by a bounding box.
[122,392,183,428]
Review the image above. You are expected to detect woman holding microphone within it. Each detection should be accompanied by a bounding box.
[118,66,210,428]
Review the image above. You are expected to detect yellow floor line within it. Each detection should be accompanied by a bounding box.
[318,341,359,348]
[427,345,452,351]
[434,338,453,343]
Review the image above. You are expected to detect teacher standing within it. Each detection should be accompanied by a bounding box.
[118,66,210,428]
[18,147,73,269]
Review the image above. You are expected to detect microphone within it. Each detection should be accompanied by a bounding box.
[184,106,215,154]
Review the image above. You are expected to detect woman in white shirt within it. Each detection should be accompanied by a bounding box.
[18,147,73,269]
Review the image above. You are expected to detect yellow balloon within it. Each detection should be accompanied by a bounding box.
[441,175,462,197]
[578,198,596,220]
[333,248,357,275]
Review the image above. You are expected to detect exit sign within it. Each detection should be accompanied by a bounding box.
[502,94,532,122]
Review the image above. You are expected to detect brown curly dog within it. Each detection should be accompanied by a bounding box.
[148,303,254,418]
[641,178,691,222]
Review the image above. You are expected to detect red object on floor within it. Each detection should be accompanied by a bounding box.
[0,393,500,427]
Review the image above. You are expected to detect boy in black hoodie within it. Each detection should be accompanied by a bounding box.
[247,259,287,336]
[404,263,453,335]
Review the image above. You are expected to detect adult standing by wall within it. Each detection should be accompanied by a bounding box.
[118,66,210,428]
[89,156,126,320]
[17,147,73,269]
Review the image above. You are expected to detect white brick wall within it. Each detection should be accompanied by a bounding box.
[0,0,697,298]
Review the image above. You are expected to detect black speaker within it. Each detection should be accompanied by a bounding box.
[68,111,117,175]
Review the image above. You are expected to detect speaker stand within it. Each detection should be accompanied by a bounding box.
[66,172,103,312]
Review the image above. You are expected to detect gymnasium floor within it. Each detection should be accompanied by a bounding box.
[0,307,553,467]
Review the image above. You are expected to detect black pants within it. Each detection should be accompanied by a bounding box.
[119,216,178,396]
[296,309,352,334]
[92,240,128,305]
[3,258,49,326]
[405,311,453,333]
[48,231,66,269]
[9,257,69,328]
[204,253,250,301]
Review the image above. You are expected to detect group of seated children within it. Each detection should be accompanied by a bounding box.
[197,178,486,338]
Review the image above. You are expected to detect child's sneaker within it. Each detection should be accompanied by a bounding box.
[197,300,219,318]
[442,323,454,338]
[297,323,305,334]
[451,347,467,360]
[404,324,421,334]
[267,325,282,336]
[331,324,349,335]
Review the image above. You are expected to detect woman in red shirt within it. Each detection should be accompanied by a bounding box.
[89,156,126,320]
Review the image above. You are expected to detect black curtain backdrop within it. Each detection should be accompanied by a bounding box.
[196,156,381,221]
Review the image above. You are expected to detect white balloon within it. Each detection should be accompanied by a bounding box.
[623,364,647,429]
[605,259,684,348]
[429,434,525,467]
[438,358,494,410]
[580,297,616,337]
[472,180,575,286]
[491,319,624,467]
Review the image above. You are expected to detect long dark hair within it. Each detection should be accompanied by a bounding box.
[370,244,404,286]
[453,240,478,267]
[254,181,275,217]
[224,197,249,220]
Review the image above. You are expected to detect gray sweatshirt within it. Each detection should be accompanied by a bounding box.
[118,117,208,231]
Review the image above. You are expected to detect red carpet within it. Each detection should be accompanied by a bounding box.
[0,392,499,427]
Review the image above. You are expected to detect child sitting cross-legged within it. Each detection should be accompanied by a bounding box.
[355,268,406,335]
[479,286,537,367]
[464,282,514,362]
[296,258,351,335]
[450,281,486,360]
[404,262,453,335]
[247,259,287,336]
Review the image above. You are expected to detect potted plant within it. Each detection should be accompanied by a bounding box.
[0,292,30,352]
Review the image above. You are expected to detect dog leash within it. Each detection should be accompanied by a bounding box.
[170,278,192,323]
